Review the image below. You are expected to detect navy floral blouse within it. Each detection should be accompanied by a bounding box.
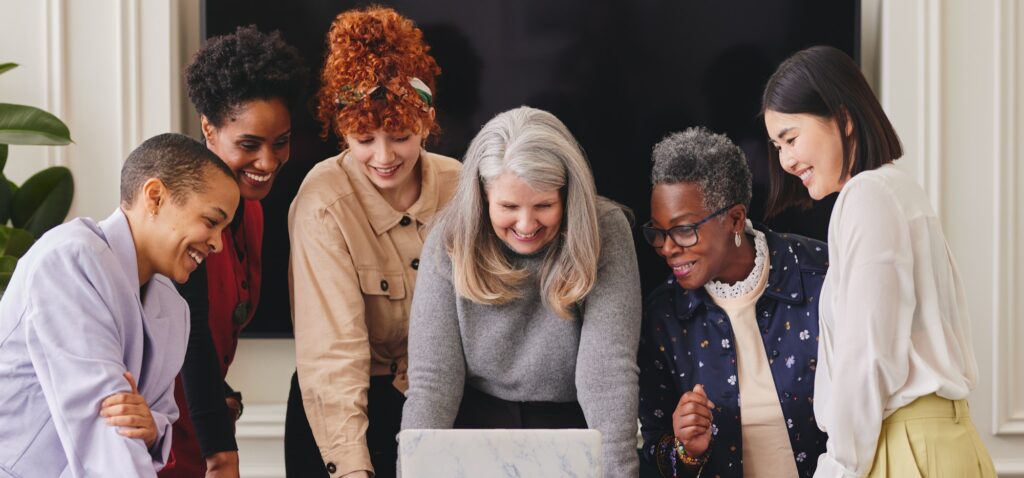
[638,226,829,477]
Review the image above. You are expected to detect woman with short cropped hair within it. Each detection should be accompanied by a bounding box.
[638,127,828,477]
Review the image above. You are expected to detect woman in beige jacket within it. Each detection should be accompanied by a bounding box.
[285,7,461,478]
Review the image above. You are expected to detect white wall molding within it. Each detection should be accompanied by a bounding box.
[919,0,942,215]
[878,0,943,216]
[992,0,1024,436]
[996,458,1024,477]
[236,404,287,478]
[44,0,66,168]
[117,0,142,163]
[236,403,288,440]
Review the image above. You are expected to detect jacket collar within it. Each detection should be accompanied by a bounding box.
[98,208,164,318]
[342,150,442,236]
[672,224,806,321]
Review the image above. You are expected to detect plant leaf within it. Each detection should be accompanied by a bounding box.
[0,226,34,257]
[0,63,16,76]
[11,166,73,237]
[0,254,19,295]
[0,173,11,224]
[0,103,73,145]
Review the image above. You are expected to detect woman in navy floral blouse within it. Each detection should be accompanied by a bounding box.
[638,127,829,477]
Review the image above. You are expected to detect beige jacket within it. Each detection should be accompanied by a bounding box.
[288,150,461,476]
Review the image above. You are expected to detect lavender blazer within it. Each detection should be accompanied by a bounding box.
[0,209,188,477]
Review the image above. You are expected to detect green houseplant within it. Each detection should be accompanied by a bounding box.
[0,62,74,295]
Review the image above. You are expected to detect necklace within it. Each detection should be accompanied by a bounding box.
[230,203,252,327]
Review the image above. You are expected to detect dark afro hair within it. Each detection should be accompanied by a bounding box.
[185,25,308,127]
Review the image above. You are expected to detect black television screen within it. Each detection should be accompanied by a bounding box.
[203,0,858,337]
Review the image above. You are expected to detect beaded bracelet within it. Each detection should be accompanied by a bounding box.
[674,438,709,467]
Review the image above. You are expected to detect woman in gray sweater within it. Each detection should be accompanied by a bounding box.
[401,106,642,476]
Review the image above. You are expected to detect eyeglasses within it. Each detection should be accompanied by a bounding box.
[642,204,736,248]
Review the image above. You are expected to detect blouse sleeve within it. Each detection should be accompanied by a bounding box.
[289,205,373,476]
[176,262,239,457]
[576,208,642,478]
[814,178,915,478]
[400,228,467,431]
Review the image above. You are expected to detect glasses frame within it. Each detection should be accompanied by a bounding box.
[642,204,738,249]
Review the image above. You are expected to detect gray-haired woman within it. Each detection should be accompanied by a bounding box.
[401,106,642,477]
[637,127,828,477]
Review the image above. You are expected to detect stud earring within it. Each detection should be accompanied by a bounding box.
[735,232,742,247]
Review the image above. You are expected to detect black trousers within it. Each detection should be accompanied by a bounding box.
[453,386,588,429]
[284,371,406,478]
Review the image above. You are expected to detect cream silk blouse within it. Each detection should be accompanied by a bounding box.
[813,163,979,477]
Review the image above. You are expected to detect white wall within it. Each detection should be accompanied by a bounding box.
[1,0,1021,476]
[0,0,183,218]
[872,0,1024,474]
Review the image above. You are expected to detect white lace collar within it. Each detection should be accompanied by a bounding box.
[704,221,768,300]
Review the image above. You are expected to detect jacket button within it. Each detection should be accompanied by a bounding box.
[241,280,248,290]
[399,215,412,226]
[326,462,337,473]
[390,362,399,373]
[380,279,389,291]
[772,350,780,358]
[411,258,419,270]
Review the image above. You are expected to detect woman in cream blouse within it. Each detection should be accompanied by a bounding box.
[762,45,995,477]
[286,7,460,478]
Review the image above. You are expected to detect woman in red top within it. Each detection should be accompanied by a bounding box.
[158,26,307,478]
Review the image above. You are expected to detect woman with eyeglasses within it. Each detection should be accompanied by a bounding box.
[637,127,828,477]
[763,46,994,477]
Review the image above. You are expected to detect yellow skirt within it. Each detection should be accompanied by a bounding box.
[867,394,996,478]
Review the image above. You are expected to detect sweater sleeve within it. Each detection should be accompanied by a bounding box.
[401,227,466,431]
[576,207,642,478]
[176,262,239,457]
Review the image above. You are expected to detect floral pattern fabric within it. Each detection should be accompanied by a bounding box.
[638,226,829,477]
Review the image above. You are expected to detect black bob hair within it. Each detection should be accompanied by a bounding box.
[761,45,903,217]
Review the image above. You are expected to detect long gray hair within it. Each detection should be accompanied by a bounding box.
[435,106,600,319]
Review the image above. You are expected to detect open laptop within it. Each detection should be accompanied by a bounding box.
[398,429,602,477]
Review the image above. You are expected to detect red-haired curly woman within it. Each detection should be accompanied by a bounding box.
[286,7,461,478]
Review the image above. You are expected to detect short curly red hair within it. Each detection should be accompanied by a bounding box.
[316,6,441,144]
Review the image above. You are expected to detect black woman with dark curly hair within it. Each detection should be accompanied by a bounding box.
[158,26,308,478]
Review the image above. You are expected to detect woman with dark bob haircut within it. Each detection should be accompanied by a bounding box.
[762,45,995,477]
[638,127,828,477]
[160,25,307,478]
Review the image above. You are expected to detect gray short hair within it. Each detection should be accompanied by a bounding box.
[650,127,752,212]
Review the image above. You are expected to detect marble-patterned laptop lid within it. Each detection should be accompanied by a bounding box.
[398,429,602,477]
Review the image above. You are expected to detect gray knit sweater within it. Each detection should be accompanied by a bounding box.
[401,201,642,477]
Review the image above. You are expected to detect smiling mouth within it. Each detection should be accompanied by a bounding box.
[797,167,813,184]
[187,247,205,266]
[671,260,696,277]
[370,164,401,176]
[511,228,541,241]
[243,171,272,183]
